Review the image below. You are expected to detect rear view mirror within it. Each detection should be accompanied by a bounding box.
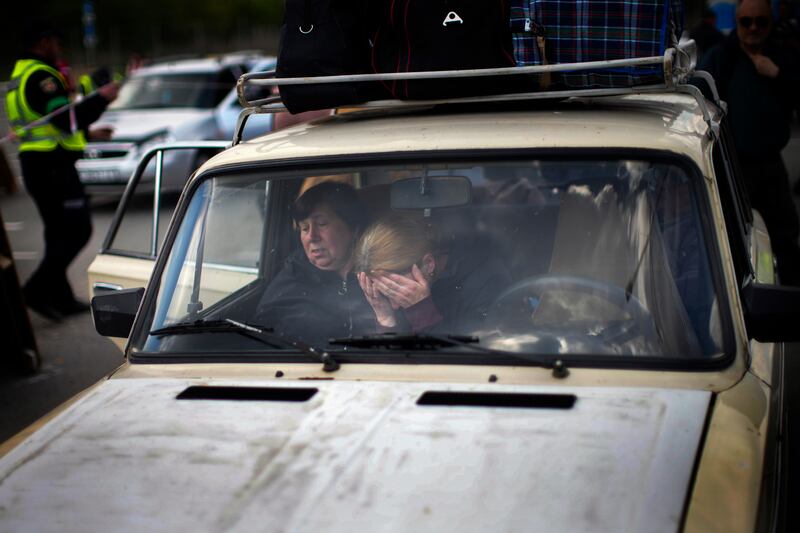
[91,287,145,338]
[391,176,472,210]
[741,282,800,342]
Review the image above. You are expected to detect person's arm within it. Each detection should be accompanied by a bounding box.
[400,297,443,332]
[358,272,403,329]
[371,266,444,333]
[24,70,115,134]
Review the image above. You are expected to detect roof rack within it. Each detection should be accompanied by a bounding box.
[233,40,723,146]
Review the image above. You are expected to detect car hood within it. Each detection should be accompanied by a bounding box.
[99,109,212,141]
[0,378,710,533]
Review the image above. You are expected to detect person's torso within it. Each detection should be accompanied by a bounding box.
[258,252,373,341]
[710,38,792,159]
[6,58,86,153]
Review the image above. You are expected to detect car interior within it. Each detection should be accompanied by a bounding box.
[142,156,725,359]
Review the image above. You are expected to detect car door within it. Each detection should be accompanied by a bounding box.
[711,119,790,529]
[87,141,229,349]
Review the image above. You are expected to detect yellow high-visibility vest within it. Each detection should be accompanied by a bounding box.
[79,73,95,97]
[5,59,86,152]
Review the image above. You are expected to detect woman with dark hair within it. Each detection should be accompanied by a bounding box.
[254,181,374,342]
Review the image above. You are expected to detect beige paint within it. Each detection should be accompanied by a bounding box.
[208,94,711,171]
[87,253,155,295]
[114,357,746,393]
[87,253,256,349]
[87,254,155,350]
[684,371,771,532]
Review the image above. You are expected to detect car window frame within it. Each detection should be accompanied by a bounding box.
[127,147,737,370]
[101,141,231,261]
[713,121,756,286]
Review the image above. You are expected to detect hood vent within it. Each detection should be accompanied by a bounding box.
[417,391,576,409]
[176,386,317,402]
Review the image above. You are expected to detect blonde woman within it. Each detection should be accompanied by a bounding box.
[354,216,510,335]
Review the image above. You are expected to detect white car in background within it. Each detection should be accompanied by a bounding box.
[76,54,276,195]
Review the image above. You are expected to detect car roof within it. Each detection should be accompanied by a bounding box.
[132,55,270,76]
[207,92,719,171]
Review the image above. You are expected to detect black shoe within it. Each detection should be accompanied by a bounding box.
[56,299,91,316]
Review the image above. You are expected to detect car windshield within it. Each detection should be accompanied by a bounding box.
[136,156,727,364]
[109,71,236,110]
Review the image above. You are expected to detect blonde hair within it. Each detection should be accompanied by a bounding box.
[354,216,438,275]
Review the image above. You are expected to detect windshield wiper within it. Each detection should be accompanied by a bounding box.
[330,332,567,375]
[329,333,490,352]
[150,319,340,372]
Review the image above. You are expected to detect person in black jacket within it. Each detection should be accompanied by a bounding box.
[353,215,511,336]
[689,6,724,63]
[699,0,800,285]
[6,22,118,319]
[254,182,374,343]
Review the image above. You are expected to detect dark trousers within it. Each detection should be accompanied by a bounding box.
[741,154,800,286]
[19,148,92,307]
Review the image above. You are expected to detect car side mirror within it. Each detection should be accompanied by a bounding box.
[91,287,145,338]
[741,282,800,342]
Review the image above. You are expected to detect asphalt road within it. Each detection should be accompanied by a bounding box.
[0,189,126,439]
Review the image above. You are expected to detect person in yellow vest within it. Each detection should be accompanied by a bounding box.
[5,22,118,320]
[78,73,95,98]
[78,66,114,99]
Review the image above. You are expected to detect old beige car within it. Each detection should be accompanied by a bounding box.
[1,50,798,532]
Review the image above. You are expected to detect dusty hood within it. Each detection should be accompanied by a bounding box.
[0,378,710,533]
[98,109,211,141]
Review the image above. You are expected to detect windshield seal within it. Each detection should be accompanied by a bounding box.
[128,148,736,371]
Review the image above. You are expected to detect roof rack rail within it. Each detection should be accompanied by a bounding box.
[232,40,722,146]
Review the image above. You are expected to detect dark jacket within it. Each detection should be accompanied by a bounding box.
[397,241,511,336]
[20,53,109,143]
[689,20,724,63]
[699,32,799,162]
[254,250,374,343]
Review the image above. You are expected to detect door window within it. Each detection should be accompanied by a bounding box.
[105,147,224,259]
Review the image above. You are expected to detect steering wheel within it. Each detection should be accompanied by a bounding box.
[487,275,659,351]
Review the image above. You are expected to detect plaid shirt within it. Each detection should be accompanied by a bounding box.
[510,0,684,88]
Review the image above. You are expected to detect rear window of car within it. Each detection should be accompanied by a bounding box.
[136,154,730,366]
